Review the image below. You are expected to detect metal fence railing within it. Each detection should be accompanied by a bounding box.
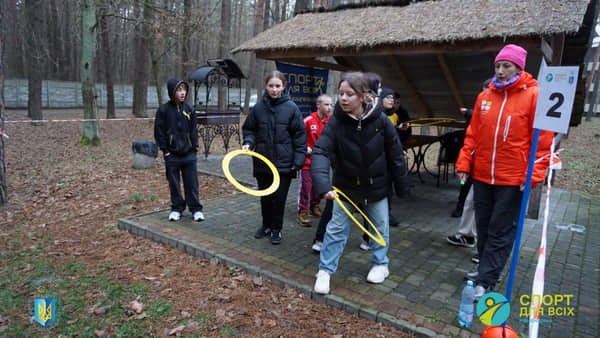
[2,79,249,110]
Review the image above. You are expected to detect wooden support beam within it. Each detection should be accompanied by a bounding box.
[252,37,542,60]
[551,33,565,65]
[386,55,432,117]
[436,53,465,111]
[333,56,364,71]
[528,33,565,220]
[540,33,565,66]
[265,57,352,72]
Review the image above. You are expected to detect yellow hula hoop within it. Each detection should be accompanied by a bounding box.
[332,187,386,247]
[222,149,280,197]
[406,117,456,127]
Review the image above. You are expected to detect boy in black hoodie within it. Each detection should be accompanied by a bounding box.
[154,78,204,222]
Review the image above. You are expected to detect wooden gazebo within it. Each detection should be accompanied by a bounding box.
[232,0,595,124]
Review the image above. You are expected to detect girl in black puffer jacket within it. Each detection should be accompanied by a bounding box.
[311,72,409,295]
[242,71,307,245]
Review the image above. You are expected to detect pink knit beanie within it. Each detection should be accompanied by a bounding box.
[494,44,527,70]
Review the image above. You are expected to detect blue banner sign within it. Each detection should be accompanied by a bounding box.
[276,62,329,116]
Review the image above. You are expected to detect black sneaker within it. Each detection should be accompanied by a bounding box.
[254,227,271,239]
[389,214,400,227]
[471,253,480,264]
[270,230,282,244]
[465,267,478,281]
[451,205,463,218]
[446,234,475,248]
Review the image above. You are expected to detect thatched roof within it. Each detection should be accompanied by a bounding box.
[232,0,590,54]
[231,0,594,121]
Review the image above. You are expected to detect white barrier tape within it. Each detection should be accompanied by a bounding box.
[4,117,155,123]
[528,138,557,338]
[0,131,8,139]
[534,148,563,164]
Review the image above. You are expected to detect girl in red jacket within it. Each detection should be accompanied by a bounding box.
[456,44,553,301]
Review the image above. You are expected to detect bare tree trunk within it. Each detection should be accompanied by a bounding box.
[264,0,271,28]
[243,0,266,115]
[0,10,7,205]
[282,0,290,21]
[218,0,232,111]
[132,1,151,117]
[150,0,164,107]
[99,0,115,118]
[254,0,266,92]
[294,0,310,14]
[80,0,100,146]
[182,0,193,79]
[25,0,43,124]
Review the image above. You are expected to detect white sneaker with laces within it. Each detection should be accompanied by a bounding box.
[366,265,389,284]
[168,211,181,221]
[193,211,205,222]
[311,240,323,252]
[359,240,370,251]
[314,270,330,294]
[474,285,487,301]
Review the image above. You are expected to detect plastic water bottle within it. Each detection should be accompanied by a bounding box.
[458,280,475,328]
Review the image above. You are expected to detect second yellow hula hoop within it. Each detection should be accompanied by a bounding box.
[222,149,280,197]
[332,187,386,247]
[406,117,456,127]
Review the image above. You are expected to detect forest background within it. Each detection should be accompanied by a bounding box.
[0,0,598,336]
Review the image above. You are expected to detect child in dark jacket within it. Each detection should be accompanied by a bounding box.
[311,72,409,294]
[154,78,204,222]
[242,71,307,245]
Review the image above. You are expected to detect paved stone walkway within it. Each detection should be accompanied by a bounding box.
[118,153,599,337]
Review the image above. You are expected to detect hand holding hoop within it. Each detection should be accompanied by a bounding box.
[222,149,280,197]
[332,187,386,247]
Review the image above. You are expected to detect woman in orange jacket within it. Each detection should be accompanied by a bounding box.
[456,44,553,301]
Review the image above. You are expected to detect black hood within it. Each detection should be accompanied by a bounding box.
[167,78,189,101]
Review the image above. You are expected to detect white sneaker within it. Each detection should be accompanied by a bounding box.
[314,270,330,294]
[359,240,370,251]
[474,285,487,302]
[366,265,389,284]
[168,211,181,221]
[311,240,323,253]
[193,211,205,222]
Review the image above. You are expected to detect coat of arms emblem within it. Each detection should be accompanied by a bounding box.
[28,278,61,330]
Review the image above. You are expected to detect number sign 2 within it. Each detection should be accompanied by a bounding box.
[546,92,564,118]
[534,64,579,134]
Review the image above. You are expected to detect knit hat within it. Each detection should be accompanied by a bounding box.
[380,87,395,98]
[494,44,527,70]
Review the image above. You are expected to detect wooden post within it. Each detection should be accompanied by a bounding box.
[527,34,564,219]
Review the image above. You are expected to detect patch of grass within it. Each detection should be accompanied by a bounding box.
[0,239,165,336]
[424,313,442,323]
[220,325,239,336]
[147,299,173,318]
[103,224,119,233]
[118,205,131,215]
[130,192,145,203]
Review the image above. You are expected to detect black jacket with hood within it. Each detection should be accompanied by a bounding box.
[242,90,306,176]
[154,78,198,156]
[311,97,408,206]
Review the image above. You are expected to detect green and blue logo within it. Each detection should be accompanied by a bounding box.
[477,292,510,326]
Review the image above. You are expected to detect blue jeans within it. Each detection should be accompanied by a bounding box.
[319,198,390,274]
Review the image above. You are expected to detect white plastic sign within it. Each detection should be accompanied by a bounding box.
[534,62,579,134]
